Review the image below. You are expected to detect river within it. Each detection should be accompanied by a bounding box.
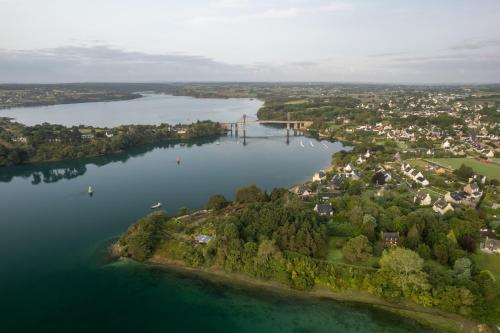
[0,95,432,333]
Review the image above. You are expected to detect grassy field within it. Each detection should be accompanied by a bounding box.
[430,158,500,180]
[471,253,500,289]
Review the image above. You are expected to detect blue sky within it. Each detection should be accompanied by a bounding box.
[1,0,499,83]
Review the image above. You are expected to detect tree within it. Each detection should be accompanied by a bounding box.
[235,185,265,203]
[177,206,188,216]
[207,194,229,210]
[342,235,373,263]
[453,164,473,180]
[458,235,476,252]
[347,180,365,195]
[379,248,429,295]
[453,257,471,281]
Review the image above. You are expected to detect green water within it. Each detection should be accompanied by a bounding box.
[0,96,433,332]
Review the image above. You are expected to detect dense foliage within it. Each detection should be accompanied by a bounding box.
[0,120,223,166]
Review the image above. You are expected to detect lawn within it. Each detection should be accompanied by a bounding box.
[471,252,500,290]
[430,158,500,180]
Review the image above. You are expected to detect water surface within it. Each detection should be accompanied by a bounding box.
[0,96,432,333]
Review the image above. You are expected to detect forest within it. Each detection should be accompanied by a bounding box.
[116,183,498,325]
[0,120,224,166]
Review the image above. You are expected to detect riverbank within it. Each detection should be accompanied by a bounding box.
[141,256,478,333]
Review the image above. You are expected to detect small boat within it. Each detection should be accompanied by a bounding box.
[215,141,220,145]
[300,140,305,148]
[88,186,93,195]
[309,141,314,147]
[151,202,162,209]
[176,156,181,164]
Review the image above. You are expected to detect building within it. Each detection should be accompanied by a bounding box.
[291,185,313,199]
[382,231,399,247]
[481,237,500,254]
[329,174,344,190]
[314,204,333,216]
[313,170,326,182]
[433,198,454,215]
[414,190,432,206]
[195,234,212,244]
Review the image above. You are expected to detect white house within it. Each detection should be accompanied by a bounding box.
[414,190,432,206]
[433,198,454,215]
[312,170,326,182]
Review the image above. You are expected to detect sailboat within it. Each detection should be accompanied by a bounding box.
[309,141,314,147]
[151,202,162,209]
[300,140,305,148]
[88,186,93,196]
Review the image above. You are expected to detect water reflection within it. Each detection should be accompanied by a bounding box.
[0,136,219,184]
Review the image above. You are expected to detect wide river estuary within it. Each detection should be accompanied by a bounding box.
[0,95,433,333]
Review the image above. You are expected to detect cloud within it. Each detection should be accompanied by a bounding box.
[187,2,352,25]
[0,45,499,84]
[448,38,500,50]
[0,46,254,83]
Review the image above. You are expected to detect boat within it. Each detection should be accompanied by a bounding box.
[309,141,314,147]
[300,140,305,148]
[215,141,220,145]
[151,202,162,209]
[88,186,93,195]
[176,156,181,164]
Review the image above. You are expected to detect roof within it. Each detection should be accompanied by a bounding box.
[415,190,429,200]
[382,232,400,240]
[484,238,500,250]
[195,235,212,244]
[434,198,449,209]
[315,204,333,215]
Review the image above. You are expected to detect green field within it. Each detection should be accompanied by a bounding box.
[430,158,500,180]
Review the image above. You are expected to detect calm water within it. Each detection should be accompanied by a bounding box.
[0,94,262,126]
[0,96,432,333]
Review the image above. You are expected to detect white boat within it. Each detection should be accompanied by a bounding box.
[88,186,93,195]
[309,141,314,147]
[300,140,305,148]
[151,202,162,209]
[215,141,220,145]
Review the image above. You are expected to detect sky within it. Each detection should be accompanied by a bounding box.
[0,0,499,83]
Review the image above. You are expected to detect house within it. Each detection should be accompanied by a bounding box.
[313,170,326,182]
[414,190,432,206]
[442,140,451,149]
[314,204,333,216]
[105,131,114,138]
[486,150,495,159]
[195,234,212,244]
[344,163,353,173]
[445,191,469,204]
[356,155,366,164]
[470,174,487,185]
[329,174,344,190]
[481,236,500,254]
[372,170,391,186]
[464,182,480,195]
[382,231,400,247]
[433,198,454,215]
[345,169,361,180]
[291,185,313,198]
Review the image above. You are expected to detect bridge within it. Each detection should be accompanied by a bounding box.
[221,112,314,145]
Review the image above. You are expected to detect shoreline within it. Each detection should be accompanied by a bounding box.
[143,256,478,333]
